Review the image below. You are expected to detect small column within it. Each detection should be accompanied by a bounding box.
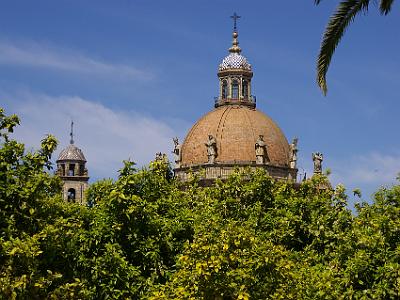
[74,163,80,176]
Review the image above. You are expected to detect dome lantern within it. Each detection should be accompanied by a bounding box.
[216,13,255,108]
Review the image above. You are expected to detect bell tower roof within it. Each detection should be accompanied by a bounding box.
[57,121,87,162]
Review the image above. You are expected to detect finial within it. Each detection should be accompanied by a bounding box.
[70,120,74,144]
[230,12,240,32]
[229,13,241,54]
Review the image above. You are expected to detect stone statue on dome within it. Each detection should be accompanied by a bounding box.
[172,137,182,168]
[312,152,323,174]
[205,135,217,164]
[289,138,298,169]
[255,135,267,164]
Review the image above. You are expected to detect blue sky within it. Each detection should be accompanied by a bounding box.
[1,1,399,204]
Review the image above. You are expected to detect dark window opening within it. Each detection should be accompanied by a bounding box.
[222,81,228,99]
[67,188,76,202]
[232,80,239,99]
[243,80,248,99]
[79,164,84,176]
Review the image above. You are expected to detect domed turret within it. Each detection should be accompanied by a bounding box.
[218,52,252,72]
[174,14,298,184]
[56,121,89,204]
[58,144,86,162]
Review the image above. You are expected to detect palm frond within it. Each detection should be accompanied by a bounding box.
[314,0,324,4]
[380,0,394,14]
[317,0,370,95]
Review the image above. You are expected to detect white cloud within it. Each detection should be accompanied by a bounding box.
[329,152,400,198]
[331,153,400,185]
[3,91,183,181]
[0,40,153,80]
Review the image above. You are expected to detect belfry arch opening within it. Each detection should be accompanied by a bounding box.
[68,163,75,176]
[67,188,76,202]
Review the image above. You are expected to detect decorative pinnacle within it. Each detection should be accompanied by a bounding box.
[229,13,241,54]
[70,120,74,144]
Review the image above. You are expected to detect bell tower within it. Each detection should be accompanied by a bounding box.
[56,121,89,205]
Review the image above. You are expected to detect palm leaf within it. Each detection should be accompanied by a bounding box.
[380,0,394,14]
[317,0,370,95]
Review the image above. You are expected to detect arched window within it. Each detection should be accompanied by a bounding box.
[222,80,228,99]
[232,80,239,99]
[67,188,76,202]
[243,80,248,99]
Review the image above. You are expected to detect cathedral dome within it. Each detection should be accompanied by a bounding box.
[180,105,290,167]
[57,144,87,162]
[174,15,297,183]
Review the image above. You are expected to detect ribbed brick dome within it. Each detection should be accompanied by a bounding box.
[180,105,290,167]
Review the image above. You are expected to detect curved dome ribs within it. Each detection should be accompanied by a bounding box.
[179,106,291,168]
[244,108,257,155]
[217,106,231,161]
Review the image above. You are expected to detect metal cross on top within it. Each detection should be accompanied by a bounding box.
[230,12,241,32]
[70,120,74,145]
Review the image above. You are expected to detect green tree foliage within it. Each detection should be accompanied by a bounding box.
[315,0,396,95]
[1,107,400,298]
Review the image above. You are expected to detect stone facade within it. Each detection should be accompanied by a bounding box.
[175,163,297,185]
[60,178,89,205]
